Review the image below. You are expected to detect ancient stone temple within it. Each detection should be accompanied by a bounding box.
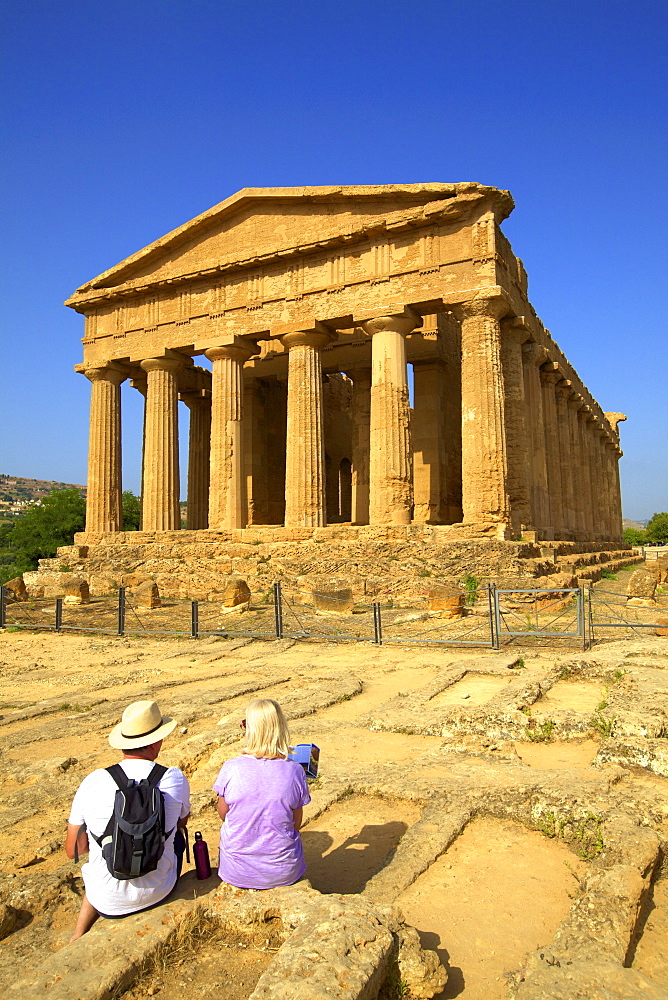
[68,183,624,545]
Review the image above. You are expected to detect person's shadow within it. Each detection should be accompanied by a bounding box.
[302,822,408,895]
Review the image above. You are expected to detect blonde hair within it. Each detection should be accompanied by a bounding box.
[243,699,292,759]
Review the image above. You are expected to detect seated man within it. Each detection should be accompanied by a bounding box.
[65,700,190,941]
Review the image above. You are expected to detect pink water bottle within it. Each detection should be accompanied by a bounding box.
[193,831,211,880]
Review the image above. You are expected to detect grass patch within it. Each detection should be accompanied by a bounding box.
[532,810,604,860]
[590,712,615,738]
[460,573,480,605]
[600,569,618,580]
[526,718,556,742]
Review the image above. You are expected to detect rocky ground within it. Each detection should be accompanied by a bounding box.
[0,592,667,999]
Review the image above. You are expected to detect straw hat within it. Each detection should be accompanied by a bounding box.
[109,700,176,750]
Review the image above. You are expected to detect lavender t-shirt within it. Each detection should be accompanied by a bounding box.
[213,755,310,889]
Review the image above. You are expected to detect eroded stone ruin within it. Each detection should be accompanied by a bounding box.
[25,183,634,600]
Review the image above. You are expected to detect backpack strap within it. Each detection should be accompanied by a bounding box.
[147,763,168,787]
[106,763,132,789]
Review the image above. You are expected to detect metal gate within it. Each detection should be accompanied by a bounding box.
[494,586,588,648]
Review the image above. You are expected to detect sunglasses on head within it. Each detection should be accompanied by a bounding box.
[240,718,246,730]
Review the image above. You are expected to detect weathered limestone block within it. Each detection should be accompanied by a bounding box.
[396,923,448,1000]
[3,576,27,602]
[657,556,668,583]
[63,577,90,605]
[655,616,668,637]
[0,903,21,941]
[427,581,465,616]
[295,575,356,613]
[133,580,161,609]
[626,566,658,600]
[312,586,354,614]
[220,577,251,607]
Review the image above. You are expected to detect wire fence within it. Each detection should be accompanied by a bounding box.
[1,581,665,649]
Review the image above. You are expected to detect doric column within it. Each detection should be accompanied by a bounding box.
[82,364,126,533]
[567,393,586,536]
[206,339,257,530]
[412,359,447,523]
[540,364,564,536]
[346,369,371,525]
[555,380,575,536]
[244,378,269,526]
[140,356,183,531]
[589,422,606,540]
[501,320,532,536]
[129,374,148,529]
[180,390,211,529]
[452,295,510,535]
[576,406,595,539]
[521,342,549,535]
[282,327,332,527]
[601,427,619,542]
[610,443,624,541]
[361,312,419,526]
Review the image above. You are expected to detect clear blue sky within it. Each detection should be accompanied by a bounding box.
[1,0,666,520]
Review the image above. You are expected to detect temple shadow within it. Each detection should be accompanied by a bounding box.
[302,821,408,895]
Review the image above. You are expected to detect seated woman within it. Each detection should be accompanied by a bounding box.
[213,698,310,889]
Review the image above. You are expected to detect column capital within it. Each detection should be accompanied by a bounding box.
[555,379,573,402]
[604,412,627,436]
[205,337,259,364]
[501,315,533,344]
[361,310,421,338]
[567,391,585,410]
[539,367,562,387]
[452,291,510,322]
[140,355,184,375]
[522,341,549,366]
[179,387,211,407]
[281,326,333,351]
[79,362,128,386]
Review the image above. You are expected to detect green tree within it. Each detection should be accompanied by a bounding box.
[122,491,141,530]
[645,512,668,545]
[623,527,647,546]
[0,489,86,584]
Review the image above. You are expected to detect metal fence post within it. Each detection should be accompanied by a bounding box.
[55,598,63,632]
[488,583,500,649]
[191,600,199,639]
[586,584,594,649]
[373,602,383,645]
[273,581,283,639]
[0,586,5,628]
[117,587,126,637]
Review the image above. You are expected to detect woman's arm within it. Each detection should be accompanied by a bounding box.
[65,823,89,860]
[217,797,230,821]
[292,807,303,831]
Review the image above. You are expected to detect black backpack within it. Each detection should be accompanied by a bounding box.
[92,763,172,880]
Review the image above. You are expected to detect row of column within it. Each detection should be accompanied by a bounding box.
[505,339,623,541]
[83,296,623,539]
[83,312,419,533]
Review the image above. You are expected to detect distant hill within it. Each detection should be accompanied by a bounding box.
[622,518,649,530]
[0,475,86,520]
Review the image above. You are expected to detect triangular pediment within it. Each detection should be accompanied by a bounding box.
[66,183,512,308]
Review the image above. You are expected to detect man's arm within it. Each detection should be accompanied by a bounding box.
[293,807,303,831]
[217,796,229,821]
[65,823,89,860]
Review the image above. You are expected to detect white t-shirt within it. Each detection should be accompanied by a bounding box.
[68,759,190,916]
